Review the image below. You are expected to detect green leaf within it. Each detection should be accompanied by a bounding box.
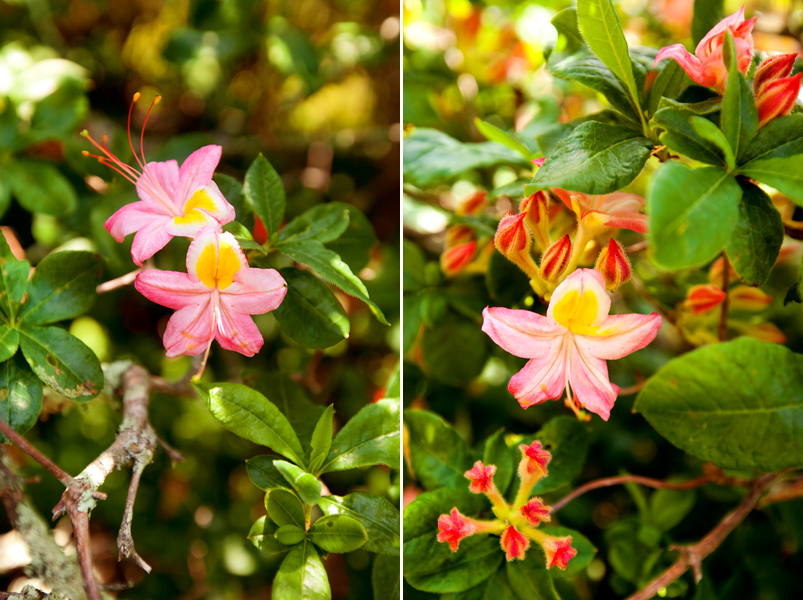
[385,366,400,401]
[308,405,334,474]
[483,429,514,495]
[506,551,560,600]
[404,409,473,490]
[692,0,724,47]
[323,203,377,273]
[372,554,400,600]
[648,59,687,116]
[551,8,584,55]
[474,118,533,159]
[0,235,29,322]
[0,177,10,221]
[0,355,44,443]
[18,325,103,401]
[193,382,306,466]
[279,239,388,325]
[274,460,322,505]
[243,153,285,236]
[308,514,368,553]
[273,268,349,349]
[214,173,253,230]
[738,155,803,206]
[577,0,641,115]
[647,163,742,269]
[319,492,400,556]
[443,569,517,600]
[726,180,783,286]
[403,295,423,353]
[634,338,803,471]
[738,113,803,164]
[406,537,502,594]
[275,524,306,546]
[540,526,597,578]
[721,32,757,162]
[403,240,427,292]
[319,399,400,474]
[8,160,77,217]
[29,82,88,141]
[273,541,331,600]
[0,324,18,362]
[278,204,350,245]
[528,122,652,195]
[18,252,103,326]
[248,516,289,555]
[421,311,489,386]
[242,371,324,451]
[267,488,306,528]
[524,416,590,495]
[245,455,286,491]
[221,221,266,254]
[652,108,727,165]
[648,488,696,532]
[690,116,735,170]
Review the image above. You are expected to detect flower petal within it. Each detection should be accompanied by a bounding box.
[105,201,163,243]
[215,304,264,356]
[163,300,214,357]
[695,6,745,57]
[135,270,210,310]
[176,145,222,204]
[221,268,287,314]
[129,215,174,266]
[567,342,618,421]
[167,181,236,238]
[186,229,247,286]
[482,306,564,359]
[136,160,180,213]
[547,269,611,332]
[508,337,567,409]
[655,44,707,86]
[575,312,662,360]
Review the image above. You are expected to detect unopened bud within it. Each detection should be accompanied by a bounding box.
[595,238,631,290]
[464,460,496,494]
[539,534,577,570]
[685,284,727,315]
[457,191,488,216]
[446,225,474,248]
[437,508,476,552]
[252,215,268,245]
[520,191,551,251]
[729,286,772,311]
[539,235,571,283]
[500,526,529,561]
[754,54,797,96]
[708,256,738,284]
[518,440,551,480]
[757,73,803,128]
[742,322,787,344]
[495,213,538,277]
[441,241,477,276]
[520,498,551,526]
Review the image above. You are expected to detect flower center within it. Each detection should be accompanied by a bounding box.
[196,241,240,290]
[174,189,216,227]
[552,290,600,335]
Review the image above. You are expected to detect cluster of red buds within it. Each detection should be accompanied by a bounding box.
[441,191,490,276]
[436,440,577,568]
[753,54,802,128]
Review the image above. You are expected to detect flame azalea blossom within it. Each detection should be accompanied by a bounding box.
[83,94,235,266]
[653,7,756,94]
[482,269,662,420]
[539,534,577,570]
[465,461,496,494]
[436,508,477,552]
[500,526,530,561]
[520,498,551,525]
[135,228,286,359]
[555,189,648,234]
[519,440,551,478]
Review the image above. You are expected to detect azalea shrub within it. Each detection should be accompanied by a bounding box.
[403,1,803,599]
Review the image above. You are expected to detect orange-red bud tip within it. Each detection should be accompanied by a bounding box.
[756,72,802,128]
[464,460,496,494]
[729,286,772,311]
[437,508,476,552]
[519,440,551,477]
[540,535,577,570]
[442,241,477,275]
[446,225,475,248]
[595,238,631,290]
[520,498,551,526]
[754,54,797,95]
[686,284,727,315]
[252,215,268,245]
[457,190,488,216]
[539,235,571,282]
[133,92,141,102]
[500,526,530,561]
[495,213,530,257]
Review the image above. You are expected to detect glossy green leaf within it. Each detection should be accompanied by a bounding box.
[540,526,597,578]
[403,295,423,353]
[319,398,399,473]
[243,153,285,235]
[692,0,724,46]
[18,251,103,326]
[721,32,757,162]
[551,8,584,55]
[372,554,400,600]
[273,268,349,349]
[404,409,473,490]
[18,325,103,401]
[738,113,803,164]
[482,428,514,495]
[323,203,377,273]
[273,541,331,600]
[506,552,559,600]
[634,338,803,471]
[319,492,400,556]
[524,416,591,495]
[421,311,489,386]
[690,116,734,170]
[214,173,253,230]
[8,160,77,217]
[474,118,533,159]
[726,180,783,286]
[406,537,502,594]
[403,240,427,292]
[648,488,696,532]
[278,204,350,245]
[276,524,306,546]
[0,355,43,443]
[279,239,388,325]
[0,232,29,322]
[0,178,10,221]
[221,221,266,254]
[248,516,289,555]
[29,82,88,141]
[652,107,726,165]
[193,382,306,466]
[739,155,803,206]
[245,455,286,491]
[308,514,368,553]
[274,460,322,505]
[443,568,516,600]
[0,324,18,362]
[648,59,687,116]
[528,122,652,195]
[647,163,741,269]
[268,488,306,528]
[308,405,334,474]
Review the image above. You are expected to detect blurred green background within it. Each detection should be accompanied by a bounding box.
[0,0,400,598]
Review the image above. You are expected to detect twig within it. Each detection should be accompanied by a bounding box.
[96,268,142,294]
[618,379,648,397]
[0,419,75,488]
[758,475,803,507]
[718,252,730,342]
[625,473,778,600]
[625,240,648,255]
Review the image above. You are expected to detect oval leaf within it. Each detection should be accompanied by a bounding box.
[243,153,285,236]
[505,551,560,600]
[404,409,473,490]
[319,492,400,556]
[0,355,43,442]
[273,542,331,600]
[406,537,502,594]
[245,455,286,491]
[308,514,368,553]
[248,516,289,555]
[267,488,306,528]
[9,160,77,217]
[276,524,306,546]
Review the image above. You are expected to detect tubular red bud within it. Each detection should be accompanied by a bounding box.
[457,191,488,216]
[252,215,268,245]
[595,238,631,290]
[539,534,577,570]
[464,460,497,494]
[446,225,475,248]
[437,508,476,552]
[500,526,530,561]
[729,286,772,311]
[520,191,551,251]
[742,322,787,344]
[754,54,797,95]
[518,440,551,479]
[441,241,477,276]
[756,72,802,128]
[520,498,551,526]
[686,284,727,315]
[495,213,539,277]
[539,235,572,283]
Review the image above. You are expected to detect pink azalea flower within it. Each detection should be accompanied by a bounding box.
[554,189,648,234]
[653,6,756,94]
[83,94,235,266]
[134,228,286,359]
[437,508,477,552]
[482,269,662,420]
[500,526,530,561]
[519,440,551,477]
[465,461,497,494]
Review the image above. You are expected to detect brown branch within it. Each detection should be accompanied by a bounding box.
[718,252,730,342]
[0,419,75,488]
[618,379,648,397]
[784,221,803,240]
[96,268,142,294]
[625,240,648,255]
[758,474,803,507]
[625,473,778,600]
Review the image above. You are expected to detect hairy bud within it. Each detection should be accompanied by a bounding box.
[457,191,488,216]
[686,284,727,315]
[520,498,551,526]
[437,508,476,552]
[520,191,551,251]
[756,72,802,128]
[539,534,577,570]
[595,238,631,290]
[518,440,551,479]
[446,225,474,248]
[441,241,477,276]
[729,286,772,311]
[464,460,496,494]
[754,54,797,96]
[500,526,530,561]
[495,213,538,277]
[539,235,572,283]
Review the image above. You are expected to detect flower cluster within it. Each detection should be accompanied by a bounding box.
[440,191,494,277]
[436,441,577,568]
[83,94,287,372]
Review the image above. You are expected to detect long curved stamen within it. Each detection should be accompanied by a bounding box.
[140,96,161,169]
[127,92,146,171]
[81,131,140,179]
[82,152,139,186]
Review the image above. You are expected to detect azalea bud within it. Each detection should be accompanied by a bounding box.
[754,54,797,96]
[741,322,787,344]
[756,73,803,128]
[437,508,476,552]
[252,215,268,245]
[538,534,577,570]
[441,241,477,276]
[708,256,738,284]
[457,191,488,216]
[495,213,538,277]
[520,497,551,526]
[446,225,474,248]
[539,235,572,283]
[685,284,727,315]
[729,286,772,311]
[500,526,530,561]
[464,460,496,494]
[518,440,551,480]
[595,238,631,290]
[520,191,551,251]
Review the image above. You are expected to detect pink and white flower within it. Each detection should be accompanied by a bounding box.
[554,189,648,234]
[135,228,286,358]
[482,269,661,420]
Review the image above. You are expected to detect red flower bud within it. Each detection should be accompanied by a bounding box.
[464,460,497,494]
[500,526,530,561]
[437,508,476,552]
[754,54,797,96]
[520,498,551,526]
[756,72,802,128]
[441,241,477,276]
[518,440,551,478]
[446,225,475,248]
[252,215,268,245]
[539,235,572,283]
[520,191,551,251]
[595,238,631,290]
[457,191,488,216]
[539,534,577,570]
[742,322,786,344]
[729,286,772,311]
[495,213,530,256]
[686,284,727,315]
